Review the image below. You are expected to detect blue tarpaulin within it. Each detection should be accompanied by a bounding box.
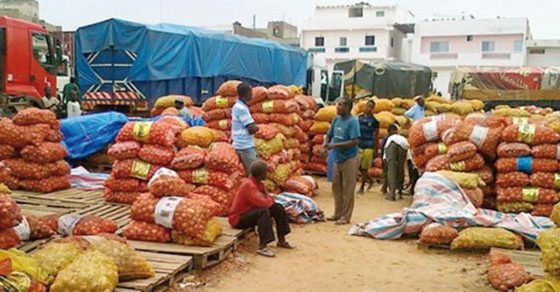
[75,18,309,104]
[61,112,128,160]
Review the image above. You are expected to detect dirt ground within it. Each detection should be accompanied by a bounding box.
[182,178,494,292]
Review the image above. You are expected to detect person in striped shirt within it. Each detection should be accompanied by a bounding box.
[232,82,260,176]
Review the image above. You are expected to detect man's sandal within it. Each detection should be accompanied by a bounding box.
[257,248,275,257]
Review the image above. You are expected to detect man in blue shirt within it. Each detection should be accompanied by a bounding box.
[357,100,379,194]
[404,96,425,121]
[324,98,360,225]
[232,82,259,176]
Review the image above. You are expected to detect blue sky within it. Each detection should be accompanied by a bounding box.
[39,0,560,38]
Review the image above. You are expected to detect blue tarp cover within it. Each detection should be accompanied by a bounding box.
[76,18,309,94]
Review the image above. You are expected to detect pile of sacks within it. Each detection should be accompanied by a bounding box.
[202,81,242,139]
[305,105,337,174]
[105,118,184,204]
[294,95,318,166]
[123,170,223,246]
[495,123,560,216]
[151,94,204,117]
[424,95,485,117]
[352,98,411,139]
[0,108,70,193]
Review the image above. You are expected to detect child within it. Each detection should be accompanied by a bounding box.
[383,124,409,201]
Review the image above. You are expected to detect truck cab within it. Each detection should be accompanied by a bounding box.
[307,55,345,107]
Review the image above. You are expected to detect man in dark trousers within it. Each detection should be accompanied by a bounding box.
[229,160,294,257]
[383,124,409,201]
[357,100,379,194]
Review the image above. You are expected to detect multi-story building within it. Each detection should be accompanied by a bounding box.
[301,2,415,71]
[410,17,531,94]
[526,39,560,67]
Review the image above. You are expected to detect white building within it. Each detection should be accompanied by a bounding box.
[301,2,415,71]
[526,39,560,67]
[410,17,531,95]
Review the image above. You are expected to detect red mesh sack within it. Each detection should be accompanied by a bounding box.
[303,162,327,173]
[464,188,484,208]
[216,80,241,97]
[116,121,180,147]
[159,116,188,130]
[178,168,238,190]
[194,185,234,216]
[20,142,67,163]
[104,190,141,204]
[0,215,55,248]
[424,143,448,160]
[252,113,270,124]
[477,166,495,184]
[496,187,559,204]
[203,108,232,122]
[412,153,430,169]
[530,172,560,189]
[0,194,22,230]
[419,224,458,245]
[108,141,141,160]
[138,144,175,166]
[0,228,19,249]
[532,203,554,217]
[487,263,530,291]
[4,159,69,180]
[0,119,51,148]
[149,175,195,197]
[206,119,231,131]
[442,121,501,158]
[255,124,279,140]
[312,135,325,145]
[531,144,560,159]
[0,145,15,160]
[201,96,238,111]
[171,146,206,170]
[151,107,164,117]
[270,123,296,138]
[426,154,485,172]
[285,138,300,149]
[112,159,161,181]
[497,142,531,158]
[123,221,171,243]
[295,95,317,111]
[27,215,55,239]
[301,109,316,119]
[72,216,118,235]
[45,128,63,143]
[284,176,314,196]
[496,172,529,188]
[299,143,311,153]
[408,116,461,147]
[298,119,313,132]
[489,250,512,266]
[495,158,558,173]
[13,108,58,128]
[447,141,477,162]
[249,100,298,114]
[267,85,290,100]
[293,126,307,143]
[205,142,240,174]
[501,124,560,146]
[269,113,300,126]
[162,107,178,116]
[249,86,268,105]
[104,176,144,192]
[312,145,327,158]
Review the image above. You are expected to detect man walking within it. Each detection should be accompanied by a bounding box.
[232,82,259,176]
[383,124,409,201]
[324,98,360,225]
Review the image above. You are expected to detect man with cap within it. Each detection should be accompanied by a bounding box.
[174,98,191,119]
[404,95,426,121]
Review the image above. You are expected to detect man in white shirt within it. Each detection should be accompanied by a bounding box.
[383,124,409,201]
[66,90,81,117]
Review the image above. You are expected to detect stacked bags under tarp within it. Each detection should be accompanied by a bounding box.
[123,169,223,246]
[424,95,485,117]
[495,122,560,216]
[151,94,204,117]
[294,95,318,167]
[202,81,241,140]
[0,108,70,193]
[254,125,291,193]
[305,105,336,174]
[104,118,184,204]
[172,126,243,216]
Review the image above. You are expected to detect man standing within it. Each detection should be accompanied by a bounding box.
[66,90,82,118]
[324,98,360,225]
[62,77,79,104]
[383,124,409,201]
[232,82,259,176]
[229,160,294,257]
[174,99,192,119]
[357,100,379,194]
[404,96,426,121]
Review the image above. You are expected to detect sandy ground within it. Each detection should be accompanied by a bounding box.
[182,178,494,292]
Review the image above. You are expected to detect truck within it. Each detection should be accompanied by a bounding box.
[0,16,63,114]
[450,67,560,109]
[74,18,309,113]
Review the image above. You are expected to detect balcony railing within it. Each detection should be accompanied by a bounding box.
[359,47,377,52]
[308,47,326,53]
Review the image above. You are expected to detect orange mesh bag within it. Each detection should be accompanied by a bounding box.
[285,138,300,149]
[104,190,141,204]
[116,121,180,147]
[123,221,171,242]
[252,113,270,124]
[424,143,448,160]
[284,176,314,196]
[130,193,158,223]
[464,188,484,208]
[216,80,241,97]
[295,95,318,111]
[178,168,238,190]
[267,85,290,100]
[20,142,67,163]
[158,116,188,130]
[194,185,234,216]
[293,126,307,143]
[13,108,58,128]
[299,143,311,153]
[495,158,558,173]
[0,215,55,248]
[177,126,215,148]
[476,166,495,184]
[205,142,240,174]
[162,107,179,116]
[301,109,316,120]
[531,144,560,159]
[447,141,477,162]
[489,250,512,266]
[419,224,458,245]
[45,128,64,143]
[206,119,231,131]
[0,145,15,160]
[189,106,205,117]
[497,143,531,158]
[298,119,313,132]
[151,107,164,117]
[112,159,161,181]
[426,154,485,172]
[149,175,195,197]
[312,134,325,145]
[72,216,118,236]
[532,204,554,217]
[255,124,278,140]
[368,167,383,178]
[409,117,461,148]
[203,108,231,122]
[170,146,206,170]
[0,193,22,230]
[104,176,141,192]
[501,124,560,146]
[304,162,327,173]
[201,96,238,111]
[4,159,69,180]
[248,86,268,105]
[269,113,300,126]
[0,118,51,148]
[270,123,295,138]
[496,172,529,188]
[108,141,141,160]
[312,145,327,158]
[138,144,175,166]
[496,187,559,204]
[530,172,560,189]
[487,263,530,291]
[249,100,298,114]
[442,121,502,158]
[0,228,20,249]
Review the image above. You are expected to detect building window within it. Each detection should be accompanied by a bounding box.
[513,40,524,53]
[376,11,385,17]
[482,41,495,52]
[430,41,449,53]
[349,7,363,18]
[335,47,349,53]
[466,35,473,42]
[365,35,375,46]
[391,38,394,48]
[339,37,347,47]
[315,37,324,47]
[529,48,546,54]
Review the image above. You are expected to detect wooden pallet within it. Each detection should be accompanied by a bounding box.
[214,217,254,248]
[13,194,89,217]
[38,189,105,204]
[115,251,193,292]
[491,248,545,277]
